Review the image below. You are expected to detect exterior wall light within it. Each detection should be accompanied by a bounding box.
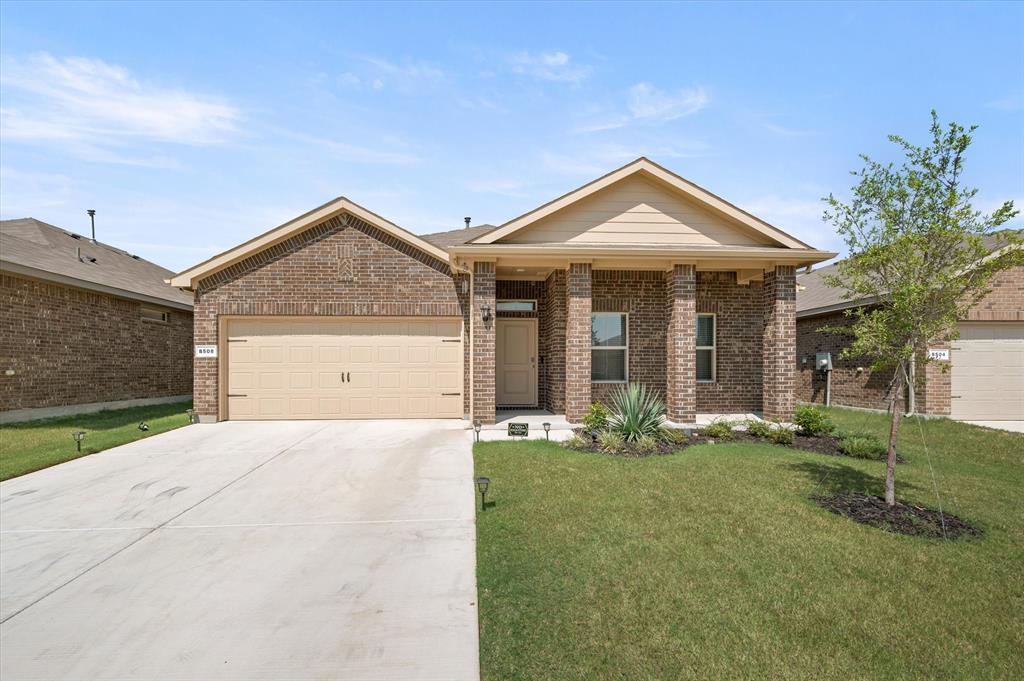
[72,431,86,452]
[475,476,490,510]
[542,422,551,440]
[473,420,481,442]
[481,304,493,324]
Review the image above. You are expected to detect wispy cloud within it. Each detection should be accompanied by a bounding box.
[741,195,840,253]
[273,129,422,165]
[985,95,1023,112]
[336,56,446,94]
[761,120,817,137]
[508,51,591,84]
[465,178,529,198]
[0,53,240,151]
[627,83,708,122]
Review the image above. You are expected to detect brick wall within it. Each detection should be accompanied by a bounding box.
[565,263,592,422]
[665,265,696,422]
[472,262,496,423]
[762,266,796,421]
[540,271,566,414]
[192,214,469,421]
[964,266,1024,321]
[0,273,192,412]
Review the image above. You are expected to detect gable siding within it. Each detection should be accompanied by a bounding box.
[503,175,772,246]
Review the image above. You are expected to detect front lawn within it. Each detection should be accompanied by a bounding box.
[474,408,1023,680]
[0,400,193,481]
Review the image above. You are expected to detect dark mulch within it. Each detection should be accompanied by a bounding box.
[812,492,982,540]
[566,429,696,457]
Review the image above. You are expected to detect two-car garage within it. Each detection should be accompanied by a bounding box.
[224,317,464,420]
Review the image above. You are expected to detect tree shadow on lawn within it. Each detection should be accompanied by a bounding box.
[786,460,924,498]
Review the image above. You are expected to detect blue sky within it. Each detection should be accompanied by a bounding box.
[1,1,1021,271]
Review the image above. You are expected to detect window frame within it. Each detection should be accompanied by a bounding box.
[496,299,537,313]
[591,311,629,384]
[140,307,169,324]
[696,312,716,383]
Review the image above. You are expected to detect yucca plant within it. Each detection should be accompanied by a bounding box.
[608,383,665,442]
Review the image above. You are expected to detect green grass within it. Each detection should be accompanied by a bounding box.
[474,408,1024,681]
[1,400,193,481]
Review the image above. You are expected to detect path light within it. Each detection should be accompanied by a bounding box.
[473,420,481,443]
[542,422,551,440]
[72,431,86,452]
[475,476,490,510]
[186,408,194,424]
[138,422,149,432]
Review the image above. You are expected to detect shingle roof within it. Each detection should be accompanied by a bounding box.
[420,224,496,248]
[1,218,193,309]
[796,230,1021,317]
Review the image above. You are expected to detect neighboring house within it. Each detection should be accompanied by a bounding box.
[795,237,1024,421]
[169,158,834,424]
[0,218,194,422]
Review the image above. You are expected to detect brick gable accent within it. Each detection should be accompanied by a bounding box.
[1,273,192,412]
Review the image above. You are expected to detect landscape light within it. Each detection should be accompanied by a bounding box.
[186,408,194,424]
[542,422,551,440]
[72,431,86,452]
[473,420,481,442]
[475,476,490,510]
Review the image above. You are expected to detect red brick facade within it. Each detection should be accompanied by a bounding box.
[565,263,593,423]
[540,271,566,414]
[665,265,696,422]
[762,266,797,421]
[0,273,193,412]
[472,261,496,423]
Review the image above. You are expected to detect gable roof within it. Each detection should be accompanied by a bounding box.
[421,224,496,248]
[169,196,450,289]
[469,157,811,249]
[796,231,1022,317]
[0,218,193,310]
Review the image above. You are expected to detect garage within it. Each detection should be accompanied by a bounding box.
[225,317,464,420]
[950,322,1024,420]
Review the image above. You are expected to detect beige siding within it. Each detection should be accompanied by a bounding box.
[504,175,773,246]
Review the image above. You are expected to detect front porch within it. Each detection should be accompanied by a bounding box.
[465,261,798,426]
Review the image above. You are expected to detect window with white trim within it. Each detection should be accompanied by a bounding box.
[591,312,627,382]
[697,313,716,382]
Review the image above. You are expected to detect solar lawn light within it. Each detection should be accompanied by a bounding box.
[186,408,194,424]
[72,431,86,452]
[475,476,490,510]
[473,420,481,443]
[542,422,551,440]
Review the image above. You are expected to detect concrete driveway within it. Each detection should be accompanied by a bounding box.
[0,420,479,680]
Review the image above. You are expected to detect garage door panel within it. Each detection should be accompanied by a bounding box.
[951,322,1024,420]
[226,317,463,420]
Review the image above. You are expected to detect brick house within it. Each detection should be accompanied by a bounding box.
[169,158,834,424]
[1,218,194,423]
[795,240,1023,422]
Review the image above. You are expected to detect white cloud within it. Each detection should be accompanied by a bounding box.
[627,83,708,122]
[985,95,1023,111]
[465,178,528,198]
[274,129,422,166]
[509,51,591,84]
[337,57,446,94]
[0,53,240,150]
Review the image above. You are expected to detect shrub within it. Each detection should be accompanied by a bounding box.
[635,435,661,455]
[768,424,795,446]
[597,430,625,453]
[608,384,666,442]
[660,427,690,445]
[839,432,887,459]
[581,402,611,432]
[745,419,773,439]
[793,404,836,437]
[563,433,591,450]
[701,419,734,440]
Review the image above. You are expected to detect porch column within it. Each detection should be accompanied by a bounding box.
[666,264,696,423]
[763,265,797,421]
[472,261,496,424]
[565,262,592,423]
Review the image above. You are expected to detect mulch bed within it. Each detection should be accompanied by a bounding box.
[812,492,982,540]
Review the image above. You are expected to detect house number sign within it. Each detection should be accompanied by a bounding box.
[927,348,949,361]
[195,345,218,358]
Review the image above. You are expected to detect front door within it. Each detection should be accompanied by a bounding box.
[496,319,538,406]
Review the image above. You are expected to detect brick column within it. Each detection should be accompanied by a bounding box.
[763,265,796,421]
[666,264,696,423]
[565,262,592,423]
[472,261,496,424]
[192,289,219,423]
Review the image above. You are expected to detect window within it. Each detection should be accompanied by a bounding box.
[496,300,536,312]
[591,313,627,382]
[697,314,715,382]
[141,307,169,323]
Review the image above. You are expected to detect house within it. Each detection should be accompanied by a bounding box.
[169,158,835,424]
[795,237,1024,422]
[0,218,194,423]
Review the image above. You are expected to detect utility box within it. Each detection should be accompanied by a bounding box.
[816,352,832,371]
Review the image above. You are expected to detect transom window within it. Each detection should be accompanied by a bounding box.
[496,300,536,312]
[697,313,716,382]
[591,313,627,382]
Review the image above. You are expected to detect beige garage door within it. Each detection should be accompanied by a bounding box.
[950,322,1024,420]
[226,317,464,420]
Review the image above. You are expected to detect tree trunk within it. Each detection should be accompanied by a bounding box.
[885,367,905,507]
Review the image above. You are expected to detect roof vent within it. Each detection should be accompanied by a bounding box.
[464,217,471,228]
[87,209,97,243]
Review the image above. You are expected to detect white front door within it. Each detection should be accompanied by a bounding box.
[496,319,538,406]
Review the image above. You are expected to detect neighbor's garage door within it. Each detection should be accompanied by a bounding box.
[225,317,463,420]
[950,322,1024,420]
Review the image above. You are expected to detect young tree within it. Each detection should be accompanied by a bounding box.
[824,111,1022,506]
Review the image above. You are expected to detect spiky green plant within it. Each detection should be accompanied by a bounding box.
[608,383,665,442]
